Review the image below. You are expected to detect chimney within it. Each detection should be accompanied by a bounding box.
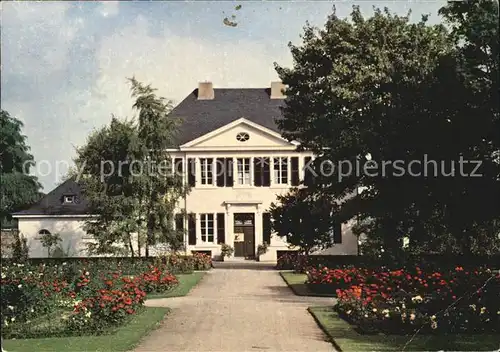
[270,81,286,99]
[197,82,214,100]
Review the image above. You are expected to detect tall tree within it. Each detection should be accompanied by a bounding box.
[128,77,189,257]
[435,0,500,253]
[273,3,500,255]
[0,109,42,226]
[270,188,338,255]
[76,79,189,257]
[76,117,143,256]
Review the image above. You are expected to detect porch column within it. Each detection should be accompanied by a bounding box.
[226,205,234,247]
[270,156,275,186]
[254,204,263,250]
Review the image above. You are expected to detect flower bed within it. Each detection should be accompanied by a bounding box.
[333,266,500,335]
[276,252,309,272]
[306,266,366,294]
[1,261,179,339]
[135,265,178,294]
[190,252,212,270]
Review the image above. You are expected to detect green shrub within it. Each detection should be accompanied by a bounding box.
[220,243,234,259]
[1,263,60,337]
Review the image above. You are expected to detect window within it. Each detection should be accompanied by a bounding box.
[200,158,214,185]
[175,214,184,232]
[200,213,214,243]
[173,158,183,177]
[236,158,251,185]
[188,159,196,187]
[236,132,250,142]
[37,229,51,240]
[254,157,270,187]
[216,158,233,187]
[63,195,75,204]
[273,157,288,184]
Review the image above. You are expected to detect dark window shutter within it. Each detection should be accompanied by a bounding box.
[188,214,196,245]
[225,158,234,187]
[175,214,184,231]
[304,157,313,186]
[333,223,342,244]
[188,159,196,187]
[263,212,271,244]
[216,158,225,187]
[254,158,262,186]
[175,214,184,241]
[217,213,225,244]
[291,157,299,186]
[174,158,183,176]
[262,157,270,186]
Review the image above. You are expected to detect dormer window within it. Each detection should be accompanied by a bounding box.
[236,132,250,142]
[63,195,75,204]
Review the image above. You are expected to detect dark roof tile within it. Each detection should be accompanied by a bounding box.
[13,179,89,216]
[168,88,284,147]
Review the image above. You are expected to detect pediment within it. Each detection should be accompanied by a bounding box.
[180,118,296,149]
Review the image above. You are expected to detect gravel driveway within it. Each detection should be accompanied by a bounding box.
[133,269,336,352]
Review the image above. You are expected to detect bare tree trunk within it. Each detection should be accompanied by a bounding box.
[127,233,134,258]
[137,233,142,257]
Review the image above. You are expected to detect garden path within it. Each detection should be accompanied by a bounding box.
[133,268,336,352]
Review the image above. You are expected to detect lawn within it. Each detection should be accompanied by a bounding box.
[147,272,205,299]
[280,271,336,297]
[308,306,500,352]
[2,307,169,352]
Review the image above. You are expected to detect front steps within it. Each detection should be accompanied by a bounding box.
[213,257,277,270]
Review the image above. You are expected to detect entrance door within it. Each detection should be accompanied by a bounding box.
[233,213,255,258]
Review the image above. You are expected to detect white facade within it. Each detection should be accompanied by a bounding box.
[13,118,359,260]
[171,118,358,261]
[15,216,90,258]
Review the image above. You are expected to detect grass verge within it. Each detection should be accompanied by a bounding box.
[147,272,205,299]
[280,271,336,297]
[308,306,500,351]
[3,307,169,352]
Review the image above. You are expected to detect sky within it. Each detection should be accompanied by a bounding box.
[1,0,448,191]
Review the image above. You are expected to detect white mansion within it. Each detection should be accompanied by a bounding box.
[13,82,358,261]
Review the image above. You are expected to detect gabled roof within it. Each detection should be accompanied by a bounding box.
[12,179,89,216]
[168,88,285,147]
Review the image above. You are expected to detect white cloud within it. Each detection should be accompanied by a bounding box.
[2,2,83,76]
[92,15,293,119]
[2,8,295,190]
[97,1,120,18]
